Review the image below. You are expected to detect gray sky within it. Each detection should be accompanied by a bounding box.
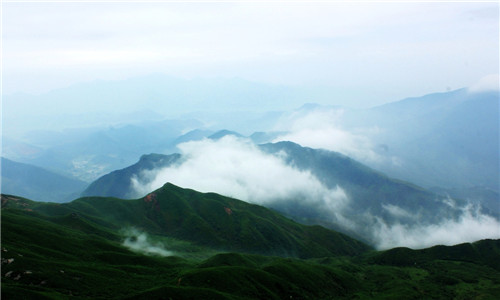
[2,1,499,107]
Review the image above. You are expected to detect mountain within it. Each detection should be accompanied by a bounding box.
[343,89,499,192]
[0,157,87,202]
[258,142,481,242]
[172,129,214,145]
[261,141,442,212]
[81,153,181,199]
[367,239,500,270]
[208,130,244,140]
[249,131,285,144]
[78,141,487,246]
[2,189,499,299]
[2,75,333,137]
[4,183,370,258]
[4,118,202,182]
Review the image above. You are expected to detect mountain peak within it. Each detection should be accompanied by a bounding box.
[208,130,244,140]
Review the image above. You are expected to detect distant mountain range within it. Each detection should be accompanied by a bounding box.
[2,75,329,137]
[342,88,499,191]
[2,118,203,182]
[2,185,499,299]
[3,87,498,248]
[3,75,499,298]
[4,87,497,200]
[1,157,87,202]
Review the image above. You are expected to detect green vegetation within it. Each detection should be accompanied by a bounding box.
[2,187,499,299]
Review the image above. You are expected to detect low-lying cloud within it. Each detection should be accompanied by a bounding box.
[122,228,174,257]
[129,135,499,250]
[272,107,386,164]
[382,203,416,220]
[371,203,500,250]
[131,136,350,225]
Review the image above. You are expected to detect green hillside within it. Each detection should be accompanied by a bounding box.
[4,183,370,258]
[2,188,500,299]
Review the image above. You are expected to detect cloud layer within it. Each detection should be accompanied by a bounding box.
[131,136,350,224]
[371,203,500,250]
[272,107,386,164]
[130,136,499,250]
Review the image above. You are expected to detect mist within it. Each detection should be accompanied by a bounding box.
[131,136,351,226]
[272,107,391,166]
[371,202,500,250]
[122,227,174,257]
[128,135,499,250]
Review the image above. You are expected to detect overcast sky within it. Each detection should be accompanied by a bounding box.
[2,1,499,107]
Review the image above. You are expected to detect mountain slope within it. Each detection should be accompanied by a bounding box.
[2,192,499,299]
[81,153,181,199]
[260,141,439,212]
[208,130,244,140]
[8,183,371,258]
[78,141,488,246]
[343,89,499,191]
[1,157,87,202]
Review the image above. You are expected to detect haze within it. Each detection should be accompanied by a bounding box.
[3,2,498,108]
[1,1,499,250]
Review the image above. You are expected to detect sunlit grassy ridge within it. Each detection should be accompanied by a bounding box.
[2,186,499,299]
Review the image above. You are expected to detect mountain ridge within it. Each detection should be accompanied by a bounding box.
[77,141,484,247]
[1,157,87,202]
[2,189,499,299]
[6,182,371,258]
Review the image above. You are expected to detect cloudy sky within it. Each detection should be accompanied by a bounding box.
[2,1,499,107]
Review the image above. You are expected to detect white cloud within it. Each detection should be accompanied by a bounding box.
[128,135,499,250]
[468,74,500,93]
[372,204,500,250]
[382,204,415,220]
[272,108,384,164]
[131,136,350,224]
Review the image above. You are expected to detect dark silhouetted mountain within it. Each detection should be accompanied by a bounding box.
[1,157,87,202]
[368,239,500,271]
[81,153,181,199]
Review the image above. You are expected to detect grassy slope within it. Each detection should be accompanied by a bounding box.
[2,192,500,299]
[19,183,371,258]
